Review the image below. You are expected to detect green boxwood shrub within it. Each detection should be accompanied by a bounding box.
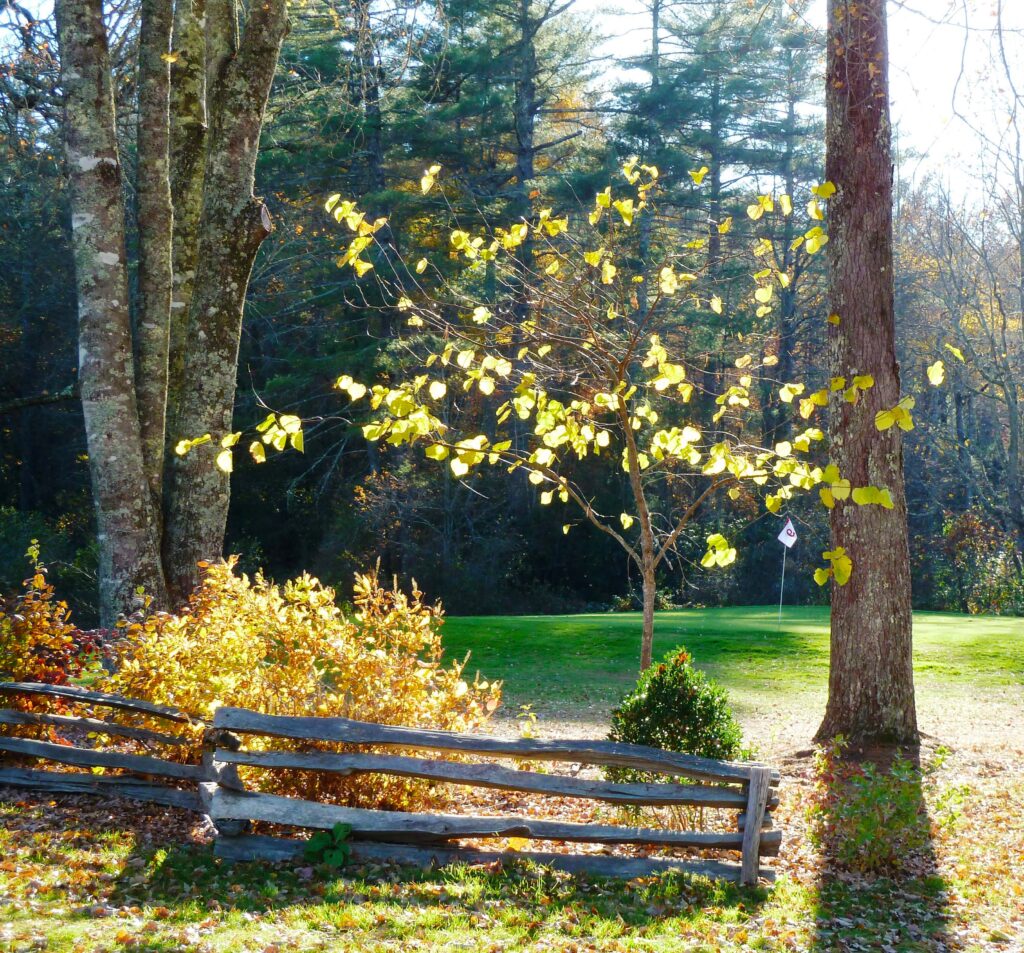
[606,647,743,782]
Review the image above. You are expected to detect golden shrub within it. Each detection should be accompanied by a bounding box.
[107,560,500,809]
[0,556,103,690]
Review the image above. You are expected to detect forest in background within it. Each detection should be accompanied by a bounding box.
[2,0,1023,624]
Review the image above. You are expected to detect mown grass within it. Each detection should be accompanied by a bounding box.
[442,606,1024,717]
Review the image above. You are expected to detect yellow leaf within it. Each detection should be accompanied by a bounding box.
[601,260,617,284]
[215,449,233,474]
[249,441,266,463]
[718,216,733,234]
[415,258,428,274]
[613,199,634,225]
[812,181,837,198]
[754,286,773,304]
[689,166,710,185]
[160,50,180,64]
[927,360,945,386]
[620,513,634,530]
[944,343,965,362]
[710,295,723,314]
[780,193,793,215]
[429,381,446,400]
[827,313,841,325]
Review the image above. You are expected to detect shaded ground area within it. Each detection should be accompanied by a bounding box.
[1,750,1021,951]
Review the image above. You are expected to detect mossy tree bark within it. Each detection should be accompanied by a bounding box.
[56,0,289,622]
[55,0,169,621]
[162,0,289,603]
[815,0,918,745]
[135,0,175,506]
[167,0,208,433]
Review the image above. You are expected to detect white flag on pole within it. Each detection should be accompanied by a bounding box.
[777,518,798,549]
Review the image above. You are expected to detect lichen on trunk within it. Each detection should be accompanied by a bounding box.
[56,0,168,624]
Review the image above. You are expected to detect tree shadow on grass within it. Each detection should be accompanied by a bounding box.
[809,744,953,952]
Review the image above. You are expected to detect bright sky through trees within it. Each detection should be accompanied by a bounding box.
[582,0,1024,200]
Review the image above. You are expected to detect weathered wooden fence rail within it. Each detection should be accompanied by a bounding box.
[0,680,203,811]
[0,683,783,885]
[205,706,780,884]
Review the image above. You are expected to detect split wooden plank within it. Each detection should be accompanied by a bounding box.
[213,707,779,785]
[214,748,775,809]
[0,735,203,780]
[0,766,201,812]
[206,786,781,854]
[0,709,189,746]
[0,682,194,724]
[213,833,772,882]
[740,766,774,885]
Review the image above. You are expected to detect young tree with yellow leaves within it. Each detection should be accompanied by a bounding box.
[316,161,854,670]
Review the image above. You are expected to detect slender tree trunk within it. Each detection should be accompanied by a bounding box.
[167,0,208,433]
[510,0,537,327]
[640,558,656,671]
[815,0,917,745]
[56,0,168,624]
[135,0,174,504]
[162,0,289,603]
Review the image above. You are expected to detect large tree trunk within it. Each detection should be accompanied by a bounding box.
[162,0,289,603]
[815,0,917,745]
[134,0,175,505]
[56,0,168,624]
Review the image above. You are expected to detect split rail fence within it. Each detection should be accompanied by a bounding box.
[0,681,781,884]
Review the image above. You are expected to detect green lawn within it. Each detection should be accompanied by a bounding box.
[443,606,1024,718]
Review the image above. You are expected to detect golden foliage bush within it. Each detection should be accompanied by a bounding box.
[107,560,500,809]
[0,550,103,690]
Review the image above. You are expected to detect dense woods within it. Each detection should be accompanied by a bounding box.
[2,0,1022,628]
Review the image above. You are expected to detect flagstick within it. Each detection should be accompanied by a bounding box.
[777,545,787,630]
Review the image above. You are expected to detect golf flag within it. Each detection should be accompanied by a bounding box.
[777,517,798,549]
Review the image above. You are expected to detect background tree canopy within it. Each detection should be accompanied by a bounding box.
[2,0,1023,626]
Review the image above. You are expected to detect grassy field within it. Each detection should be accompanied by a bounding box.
[1,608,1022,951]
[443,607,1024,729]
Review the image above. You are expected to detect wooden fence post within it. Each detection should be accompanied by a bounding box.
[201,726,249,837]
[740,766,772,886]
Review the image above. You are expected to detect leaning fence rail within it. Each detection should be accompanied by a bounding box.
[0,683,783,885]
